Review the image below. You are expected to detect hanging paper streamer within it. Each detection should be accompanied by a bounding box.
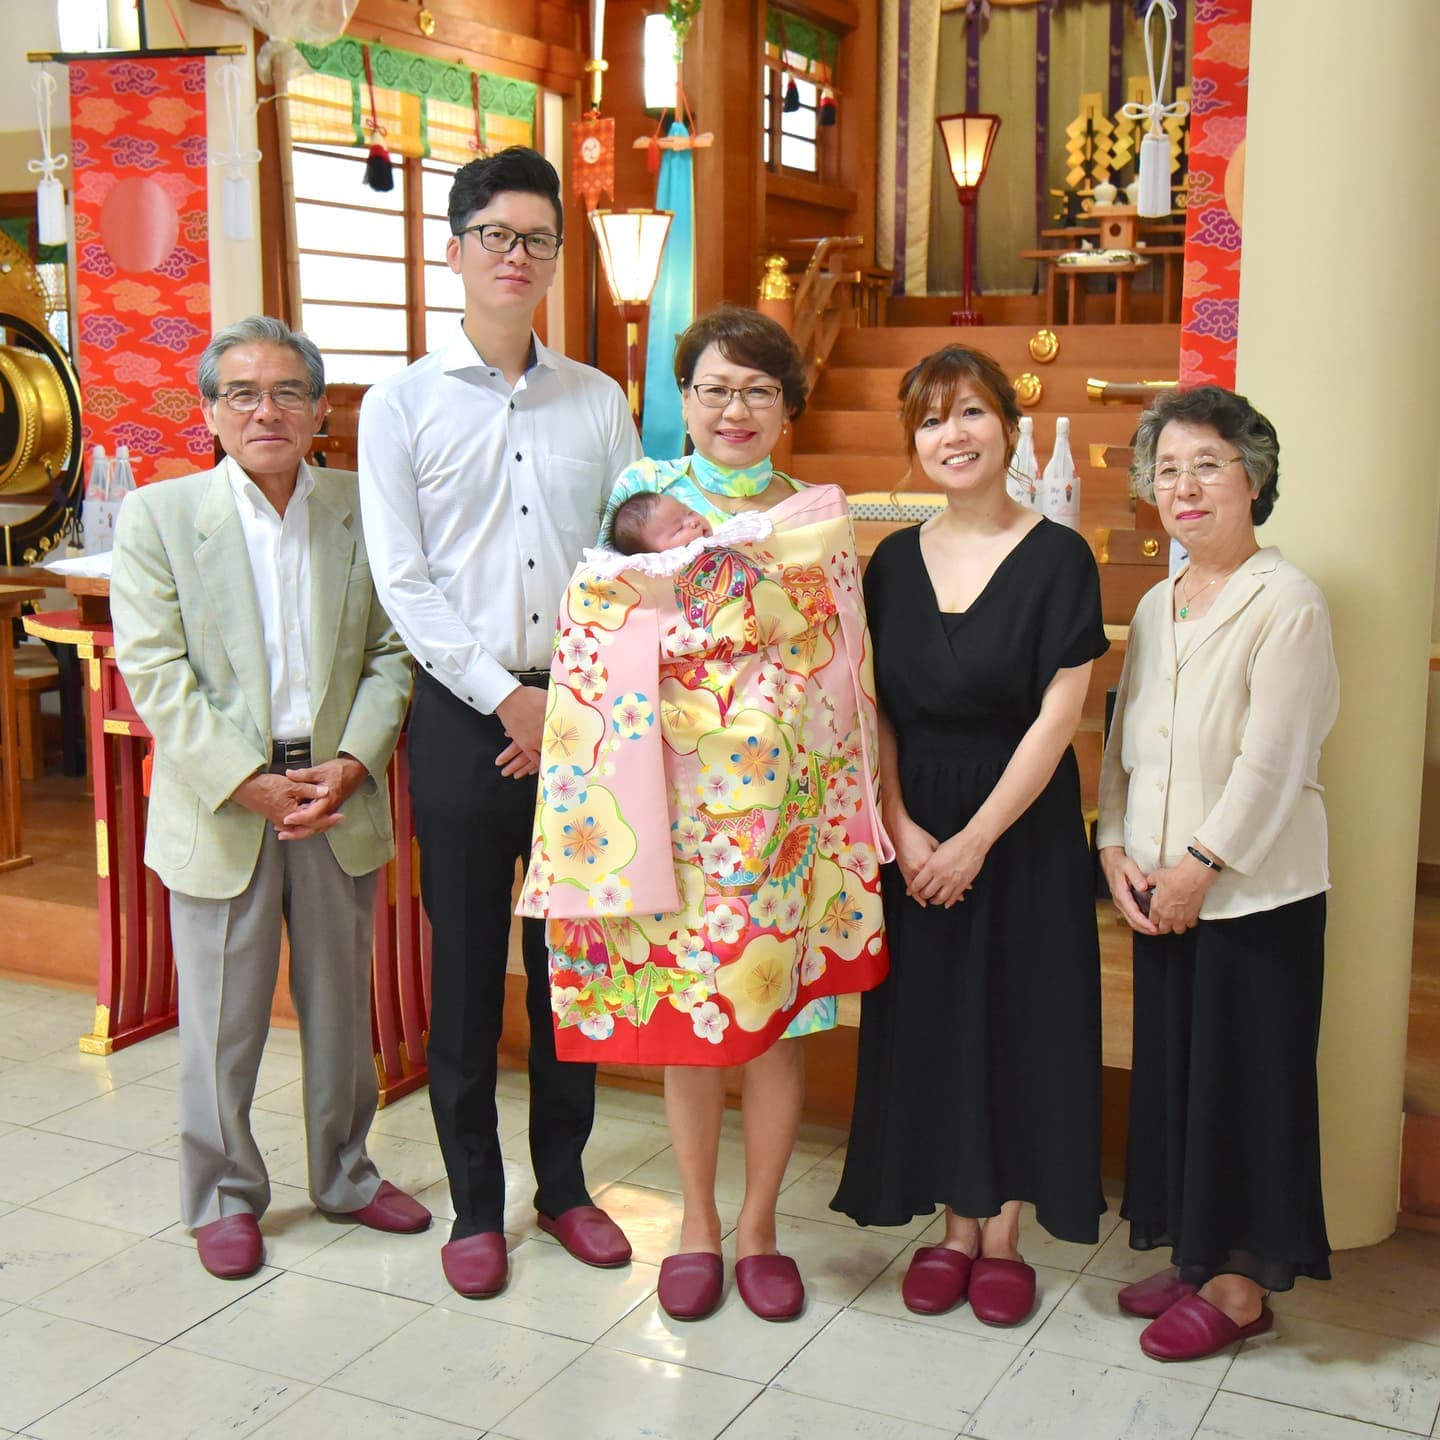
[210,60,261,242]
[28,69,69,246]
[572,116,616,208]
[641,119,694,460]
[1121,0,1189,216]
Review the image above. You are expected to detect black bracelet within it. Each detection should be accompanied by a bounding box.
[1186,844,1222,871]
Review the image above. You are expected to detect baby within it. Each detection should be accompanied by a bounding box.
[611,492,713,556]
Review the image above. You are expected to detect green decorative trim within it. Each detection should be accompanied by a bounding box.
[0,217,66,266]
[296,37,536,124]
[765,7,840,69]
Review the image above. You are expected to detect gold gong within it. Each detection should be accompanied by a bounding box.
[0,342,74,495]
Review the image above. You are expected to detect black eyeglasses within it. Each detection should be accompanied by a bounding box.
[456,222,563,260]
[688,384,784,410]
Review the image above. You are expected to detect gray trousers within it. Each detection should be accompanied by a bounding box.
[170,824,382,1228]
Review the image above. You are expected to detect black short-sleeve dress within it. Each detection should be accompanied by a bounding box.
[832,518,1109,1243]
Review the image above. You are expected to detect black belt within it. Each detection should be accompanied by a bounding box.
[271,737,312,770]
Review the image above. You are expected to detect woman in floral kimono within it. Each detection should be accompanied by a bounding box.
[521,308,889,1322]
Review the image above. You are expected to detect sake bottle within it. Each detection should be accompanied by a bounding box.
[1008,415,1039,506]
[1041,416,1080,529]
[80,445,110,553]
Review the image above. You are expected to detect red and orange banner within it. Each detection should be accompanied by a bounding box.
[70,56,213,483]
[1178,0,1250,391]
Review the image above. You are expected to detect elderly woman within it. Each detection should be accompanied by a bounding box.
[1097,385,1338,1363]
[523,306,889,1324]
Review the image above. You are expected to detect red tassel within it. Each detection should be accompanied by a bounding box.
[783,76,800,113]
[364,142,394,192]
[818,91,837,126]
[647,134,661,173]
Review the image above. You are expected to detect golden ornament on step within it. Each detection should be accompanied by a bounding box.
[1027,328,1059,364]
[416,5,435,36]
[1013,373,1043,408]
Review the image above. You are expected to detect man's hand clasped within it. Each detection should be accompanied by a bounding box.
[231,756,369,841]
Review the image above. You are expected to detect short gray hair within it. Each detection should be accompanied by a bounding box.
[1130,384,1282,524]
[197,316,325,403]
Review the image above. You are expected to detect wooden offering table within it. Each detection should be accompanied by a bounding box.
[1,583,44,872]
[23,580,431,1105]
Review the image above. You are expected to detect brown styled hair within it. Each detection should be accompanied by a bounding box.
[673,304,809,420]
[897,345,1022,468]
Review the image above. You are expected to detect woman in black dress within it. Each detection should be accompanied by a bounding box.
[832,345,1107,1326]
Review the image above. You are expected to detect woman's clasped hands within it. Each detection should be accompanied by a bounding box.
[1100,845,1219,936]
[898,818,991,908]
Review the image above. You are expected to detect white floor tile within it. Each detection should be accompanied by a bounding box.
[30,1236,276,1342]
[1028,1273,1234,1387]
[326,1306,584,1428]
[25,1343,307,1440]
[774,1306,1019,1431]
[585,1181,740,1268]
[0,1004,87,1063]
[0,1061,116,1125]
[264,1025,303,1055]
[249,1387,480,1439]
[1223,1313,1440,1432]
[39,1030,181,1086]
[437,1235,657,1341]
[0,1309,152,1433]
[620,1130,838,1206]
[1197,1392,1421,1440]
[249,1076,304,1116]
[852,1243,1076,1346]
[1273,1234,1440,1346]
[172,1270,428,1382]
[0,1127,130,1206]
[733,1213,907,1308]
[290,1220,453,1304]
[600,1288,840,1384]
[496,1345,759,1440]
[366,1090,452,1145]
[777,1152,935,1239]
[718,1389,956,1440]
[575,1114,674,1187]
[32,1083,178,1151]
[1080,1220,1160,1286]
[150,1181,354,1269]
[591,1081,668,1126]
[962,1345,1214,1440]
[30,1152,179,1236]
[1014,1200,1122,1273]
[0,1206,137,1303]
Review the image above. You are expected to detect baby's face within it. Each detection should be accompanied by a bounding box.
[642,496,712,550]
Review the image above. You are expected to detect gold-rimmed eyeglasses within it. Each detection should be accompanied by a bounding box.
[456,222,562,260]
[215,384,316,413]
[689,384,783,410]
[1147,455,1244,490]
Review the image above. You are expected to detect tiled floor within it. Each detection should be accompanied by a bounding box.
[3,976,1440,1440]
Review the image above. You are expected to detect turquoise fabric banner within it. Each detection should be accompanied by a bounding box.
[642,121,694,460]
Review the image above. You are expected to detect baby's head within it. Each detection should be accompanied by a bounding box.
[611,492,713,556]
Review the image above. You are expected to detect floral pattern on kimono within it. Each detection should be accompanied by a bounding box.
[519,484,891,1065]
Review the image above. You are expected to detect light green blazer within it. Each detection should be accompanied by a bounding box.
[110,464,413,899]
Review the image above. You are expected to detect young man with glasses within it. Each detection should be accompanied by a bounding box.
[358,147,641,1299]
[110,316,423,1279]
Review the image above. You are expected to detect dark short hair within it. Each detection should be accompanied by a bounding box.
[1131,385,1281,524]
[610,491,666,556]
[448,146,563,239]
[897,345,1021,464]
[674,305,808,420]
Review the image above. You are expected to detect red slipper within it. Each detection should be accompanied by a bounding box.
[901,1247,973,1315]
[1117,1267,1199,1319]
[968,1257,1037,1326]
[1139,1293,1273,1361]
[734,1253,804,1321]
[658,1252,724,1321]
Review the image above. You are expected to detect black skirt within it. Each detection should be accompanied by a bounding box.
[1123,892,1331,1292]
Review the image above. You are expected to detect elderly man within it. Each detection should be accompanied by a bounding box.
[111,316,424,1279]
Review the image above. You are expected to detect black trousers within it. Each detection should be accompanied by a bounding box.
[409,670,596,1239]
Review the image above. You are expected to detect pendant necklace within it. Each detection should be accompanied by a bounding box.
[1177,571,1221,619]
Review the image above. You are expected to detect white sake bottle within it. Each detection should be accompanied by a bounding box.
[80,444,111,553]
[1041,416,1080,530]
[1008,415,1039,506]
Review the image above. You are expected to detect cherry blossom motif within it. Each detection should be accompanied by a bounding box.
[846,843,879,883]
[830,550,858,592]
[611,692,654,739]
[800,948,826,984]
[544,765,587,813]
[569,661,608,702]
[699,835,743,878]
[730,734,781,787]
[552,985,581,1017]
[705,902,746,946]
[673,982,710,1011]
[779,894,806,932]
[698,768,733,807]
[667,929,703,960]
[824,776,862,820]
[757,662,790,701]
[693,952,721,991]
[709,660,740,688]
[663,622,710,657]
[561,815,609,866]
[558,627,599,669]
[579,1012,616,1041]
[691,1001,730,1044]
[749,887,783,928]
[587,876,633,914]
[778,681,806,728]
[671,816,707,856]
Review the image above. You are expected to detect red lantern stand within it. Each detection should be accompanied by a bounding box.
[22,584,431,1105]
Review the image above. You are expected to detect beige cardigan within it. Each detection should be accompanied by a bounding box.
[1096,546,1338,920]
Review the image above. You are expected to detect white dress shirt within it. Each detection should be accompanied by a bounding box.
[1097,546,1339,920]
[357,325,642,714]
[224,455,313,739]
